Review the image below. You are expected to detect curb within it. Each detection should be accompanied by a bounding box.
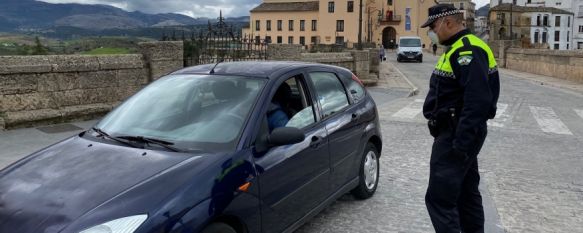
[390,62,419,97]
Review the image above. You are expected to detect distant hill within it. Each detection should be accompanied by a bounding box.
[476,4,490,17]
[0,0,248,31]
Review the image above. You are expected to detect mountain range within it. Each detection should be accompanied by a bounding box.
[0,0,250,31]
[476,4,490,17]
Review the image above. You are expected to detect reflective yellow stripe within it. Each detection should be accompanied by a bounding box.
[433,34,497,75]
[465,34,497,68]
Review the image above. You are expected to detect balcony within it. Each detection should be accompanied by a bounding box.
[380,15,401,24]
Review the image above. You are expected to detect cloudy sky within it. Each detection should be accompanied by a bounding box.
[38,0,491,18]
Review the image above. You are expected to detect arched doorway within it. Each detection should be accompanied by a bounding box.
[382,27,397,49]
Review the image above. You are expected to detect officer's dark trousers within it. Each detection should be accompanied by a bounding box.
[425,123,487,233]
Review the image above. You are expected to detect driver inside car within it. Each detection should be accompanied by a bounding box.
[267,82,293,132]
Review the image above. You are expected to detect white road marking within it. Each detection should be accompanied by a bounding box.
[575,109,583,120]
[488,103,509,128]
[529,106,573,135]
[391,99,424,119]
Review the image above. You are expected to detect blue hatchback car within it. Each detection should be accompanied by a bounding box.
[0,61,383,233]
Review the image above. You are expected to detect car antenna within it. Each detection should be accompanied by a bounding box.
[209,59,224,74]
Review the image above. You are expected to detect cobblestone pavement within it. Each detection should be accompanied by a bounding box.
[298,52,583,233]
[388,52,583,233]
[296,55,502,233]
[295,118,435,233]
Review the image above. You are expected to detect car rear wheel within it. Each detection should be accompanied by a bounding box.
[201,222,237,233]
[351,143,379,199]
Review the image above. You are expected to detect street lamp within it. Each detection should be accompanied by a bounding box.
[358,0,363,50]
[510,2,513,40]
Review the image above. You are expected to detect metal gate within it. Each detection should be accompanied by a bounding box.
[162,14,268,66]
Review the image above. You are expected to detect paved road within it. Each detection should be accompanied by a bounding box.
[296,53,503,233]
[298,51,583,232]
[2,51,583,232]
[390,51,583,233]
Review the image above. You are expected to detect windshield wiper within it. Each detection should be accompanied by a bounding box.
[115,135,182,152]
[90,127,139,148]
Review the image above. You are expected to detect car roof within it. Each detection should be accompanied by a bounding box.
[171,61,347,79]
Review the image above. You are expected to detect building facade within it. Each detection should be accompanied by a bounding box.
[491,0,582,49]
[244,0,436,49]
[489,3,574,50]
[573,0,583,49]
[475,16,489,35]
[438,0,476,31]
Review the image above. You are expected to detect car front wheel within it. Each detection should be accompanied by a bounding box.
[351,143,379,199]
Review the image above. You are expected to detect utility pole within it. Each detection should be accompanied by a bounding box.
[368,8,371,43]
[510,0,514,40]
[358,0,363,50]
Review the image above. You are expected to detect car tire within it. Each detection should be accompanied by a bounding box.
[397,57,401,62]
[351,143,380,200]
[419,58,423,63]
[200,222,237,233]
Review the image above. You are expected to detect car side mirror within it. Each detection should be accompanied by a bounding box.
[268,127,305,147]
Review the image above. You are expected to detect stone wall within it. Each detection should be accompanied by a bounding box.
[268,44,378,85]
[505,48,583,83]
[0,41,183,130]
[139,41,184,81]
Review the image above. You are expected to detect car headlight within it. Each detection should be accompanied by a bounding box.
[79,215,148,233]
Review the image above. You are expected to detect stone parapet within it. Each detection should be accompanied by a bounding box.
[0,41,182,130]
[0,54,145,74]
[506,49,583,83]
[138,41,184,81]
[268,44,303,61]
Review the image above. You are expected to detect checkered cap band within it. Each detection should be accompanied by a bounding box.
[428,9,463,21]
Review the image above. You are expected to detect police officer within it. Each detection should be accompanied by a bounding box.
[420,4,500,233]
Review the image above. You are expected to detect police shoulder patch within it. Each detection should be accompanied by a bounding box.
[457,55,473,66]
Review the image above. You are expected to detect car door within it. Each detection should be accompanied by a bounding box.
[306,70,368,191]
[252,73,331,233]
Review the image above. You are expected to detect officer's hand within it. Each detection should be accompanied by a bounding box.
[452,148,469,163]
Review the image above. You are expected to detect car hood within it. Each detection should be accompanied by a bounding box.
[0,135,199,233]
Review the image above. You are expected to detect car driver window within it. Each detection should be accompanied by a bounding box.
[268,76,316,131]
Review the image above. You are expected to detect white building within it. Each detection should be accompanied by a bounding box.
[574,1,583,49]
[491,0,572,8]
[475,16,489,35]
[530,10,575,49]
[491,0,579,50]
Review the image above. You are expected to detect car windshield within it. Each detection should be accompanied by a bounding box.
[95,74,265,152]
[400,39,421,47]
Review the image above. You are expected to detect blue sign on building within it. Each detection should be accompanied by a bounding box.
[405,8,411,31]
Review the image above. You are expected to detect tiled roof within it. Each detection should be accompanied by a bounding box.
[250,1,319,12]
[491,3,573,15]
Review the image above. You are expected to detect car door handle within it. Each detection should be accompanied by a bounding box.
[309,136,323,148]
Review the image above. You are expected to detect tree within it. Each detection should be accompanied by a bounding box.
[32,37,48,55]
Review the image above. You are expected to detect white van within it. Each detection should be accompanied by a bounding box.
[397,36,423,63]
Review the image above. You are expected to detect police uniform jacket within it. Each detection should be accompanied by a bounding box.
[423,29,500,153]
